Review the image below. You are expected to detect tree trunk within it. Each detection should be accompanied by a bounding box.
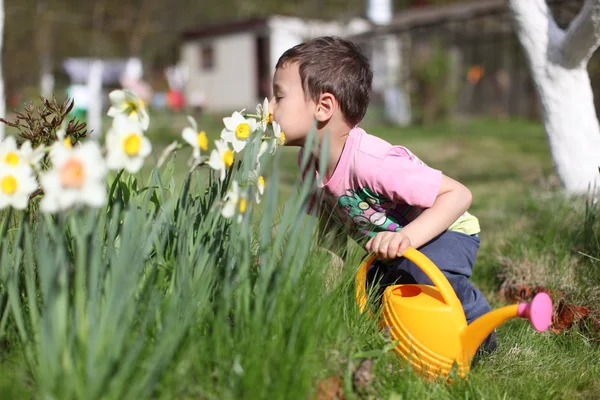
[508,0,600,194]
[37,0,54,99]
[0,0,4,140]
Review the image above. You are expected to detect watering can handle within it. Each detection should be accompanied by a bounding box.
[355,248,463,314]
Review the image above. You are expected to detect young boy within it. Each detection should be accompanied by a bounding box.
[269,36,497,353]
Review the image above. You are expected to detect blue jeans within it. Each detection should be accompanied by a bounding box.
[366,230,492,323]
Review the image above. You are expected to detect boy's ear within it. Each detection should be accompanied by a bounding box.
[315,93,336,122]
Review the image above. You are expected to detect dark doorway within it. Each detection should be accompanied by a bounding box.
[256,36,271,101]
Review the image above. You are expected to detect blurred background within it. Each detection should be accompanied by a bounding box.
[1,0,594,133]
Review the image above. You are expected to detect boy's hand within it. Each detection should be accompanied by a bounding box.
[365,231,412,259]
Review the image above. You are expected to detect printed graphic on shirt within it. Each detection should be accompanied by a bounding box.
[337,188,412,237]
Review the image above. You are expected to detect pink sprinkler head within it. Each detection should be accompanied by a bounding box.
[517,292,553,332]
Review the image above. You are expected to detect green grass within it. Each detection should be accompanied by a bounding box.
[1,107,599,399]
[141,110,600,397]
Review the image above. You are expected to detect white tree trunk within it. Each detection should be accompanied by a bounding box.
[0,0,5,140]
[87,59,104,140]
[508,0,600,194]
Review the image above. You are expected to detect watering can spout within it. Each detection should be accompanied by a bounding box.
[461,292,553,361]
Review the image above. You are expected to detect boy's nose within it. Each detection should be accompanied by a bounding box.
[268,97,275,116]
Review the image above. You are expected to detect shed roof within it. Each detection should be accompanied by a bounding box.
[181,17,269,40]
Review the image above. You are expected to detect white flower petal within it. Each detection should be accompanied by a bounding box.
[215,139,230,153]
[109,89,128,106]
[82,182,107,208]
[12,193,29,210]
[207,150,223,170]
[138,109,150,131]
[247,118,257,132]
[140,137,152,157]
[258,141,270,160]
[106,151,124,170]
[186,115,198,132]
[125,156,144,173]
[231,112,245,125]
[20,141,32,154]
[221,128,235,142]
[222,199,237,218]
[231,138,246,153]
[192,147,201,160]
[107,107,121,118]
[2,136,17,151]
[182,127,197,147]
[58,189,78,210]
[223,117,237,132]
[40,196,58,213]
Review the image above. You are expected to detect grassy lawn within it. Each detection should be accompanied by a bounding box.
[1,107,598,399]
[141,109,599,398]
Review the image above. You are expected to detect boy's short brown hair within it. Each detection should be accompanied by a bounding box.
[275,36,373,126]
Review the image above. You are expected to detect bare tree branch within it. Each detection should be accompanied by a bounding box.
[557,0,600,68]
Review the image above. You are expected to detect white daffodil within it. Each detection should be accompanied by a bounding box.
[0,165,38,210]
[207,139,234,182]
[0,136,44,170]
[256,174,265,203]
[222,180,248,223]
[272,121,286,148]
[20,141,45,169]
[248,170,266,203]
[105,116,152,173]
[107,89,150,131]
[220,111,257,153]
[256,121,284,161]
[39,141,107,213]
[182,116,209,160]
[256,98,271,132]
[49,123,74,160]
[0,136,22,167]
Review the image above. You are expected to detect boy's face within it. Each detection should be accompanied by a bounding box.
[269,62,317,146]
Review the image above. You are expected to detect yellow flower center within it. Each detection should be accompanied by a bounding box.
[258,175,265,189]
[64,137,72,149]
[197,131,208,151]
[235,123,251,140]
[266,113,273,124]
[4,152,19,166]
[279,132,286,146]
[222,150,234,168]
[59,158,86,188]
[238,197,247,214]
[1,175,17,195]
[123,133,141,156]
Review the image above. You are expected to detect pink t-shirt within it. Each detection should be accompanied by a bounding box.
[300,127,442,241]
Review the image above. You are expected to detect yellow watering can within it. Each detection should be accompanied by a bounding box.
[355,248,553,379]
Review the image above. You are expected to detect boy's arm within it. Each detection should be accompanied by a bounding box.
[365,174,472,259]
